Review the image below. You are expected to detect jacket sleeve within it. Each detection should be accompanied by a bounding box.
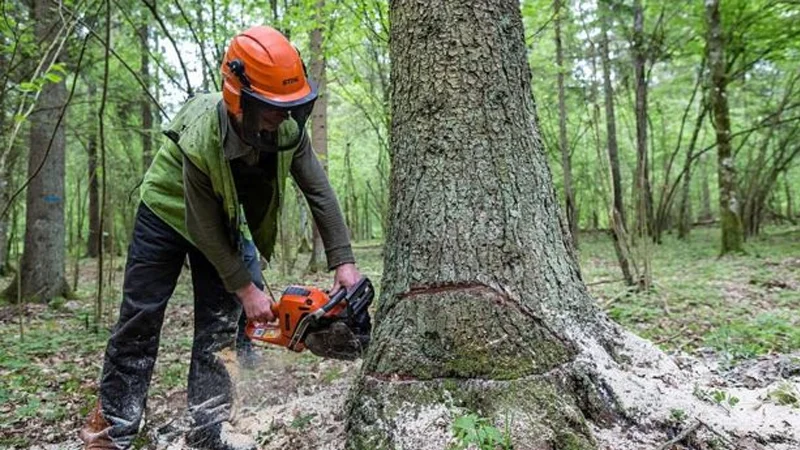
[290,132,356,269]
[183,156,252,292]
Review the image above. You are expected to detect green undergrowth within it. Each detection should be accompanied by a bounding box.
[1,227,798,447]
[580,225,800,360]
[0,245,383,447]
[449,412,513,450]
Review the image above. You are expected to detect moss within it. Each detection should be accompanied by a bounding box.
[368,290,576,380]
[347,373,598,449]
[720,210,745,255]
[346,433,394,450]
[555,430,595,450]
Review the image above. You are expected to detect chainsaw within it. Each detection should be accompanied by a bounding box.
[245,277,374,361]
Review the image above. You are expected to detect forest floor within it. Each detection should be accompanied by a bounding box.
[0,225,798,449]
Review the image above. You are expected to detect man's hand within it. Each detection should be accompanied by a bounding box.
[236,283,275,322]
[332,263,362,294]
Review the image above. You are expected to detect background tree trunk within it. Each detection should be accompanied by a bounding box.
[307,0,328,273]
[699,153,713,221]
[633,0,653,242]
[600,0,634,287]
[11,0,70,301]
[706,0,744,255]
[0,95,10,276]
[139,22,153,172]
[786,175,794,222]
[554,0,577,249]
[677,107,706,239]
[632,0,651,290]
[87,81,100,258]
[346,1,629,447]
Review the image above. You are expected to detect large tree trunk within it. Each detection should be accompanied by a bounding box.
[11,0,70,301]
[341,4,800,446]
[554,0,577,249]
[346,2,628,447]
[706,0,744,255]
[307,0,328,273]
[599,1,634,287]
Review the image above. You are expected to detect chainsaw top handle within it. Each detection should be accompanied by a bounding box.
[312,284,349,320]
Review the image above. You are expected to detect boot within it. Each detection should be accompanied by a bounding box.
[186,422,257,450]
[78,401,118,449]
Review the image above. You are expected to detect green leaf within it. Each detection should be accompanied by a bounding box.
[44,72,63,83]
[18,81,38,93]
[50,63,68,75]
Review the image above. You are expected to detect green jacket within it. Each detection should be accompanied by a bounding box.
[140,93,354,291]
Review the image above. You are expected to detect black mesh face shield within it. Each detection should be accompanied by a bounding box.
[239,86,317,152]
[226,58,318,152]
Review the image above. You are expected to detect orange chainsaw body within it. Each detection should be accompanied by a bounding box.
[245,286,345,351]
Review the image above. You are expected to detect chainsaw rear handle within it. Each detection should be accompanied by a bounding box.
[248,284,344,328]
[246,302,279,328]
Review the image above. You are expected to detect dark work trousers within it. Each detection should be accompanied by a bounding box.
[99,203,263,446]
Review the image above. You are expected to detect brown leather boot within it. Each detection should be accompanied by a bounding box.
[78,402,118,449]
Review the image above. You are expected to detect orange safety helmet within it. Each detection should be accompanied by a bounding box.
[221,26,317,151]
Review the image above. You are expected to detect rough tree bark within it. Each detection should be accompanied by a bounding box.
[346,1,628,448]
[554,0,578,249]
[307,0,328,273]
[13,0,70,301]
[706,0,744,255]
[599,1,634,287]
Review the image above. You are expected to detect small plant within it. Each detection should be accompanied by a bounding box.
[449,413,513,450]
[693,385,739,409]
[768,382,799,407]
[290,412,317,429]
[669,408,686,422]
[710,389,740,407]
[321,367,344,384]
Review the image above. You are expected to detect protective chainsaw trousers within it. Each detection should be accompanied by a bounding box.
[97,203,262,447]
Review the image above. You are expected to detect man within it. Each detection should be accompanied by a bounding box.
[79,25,361,450]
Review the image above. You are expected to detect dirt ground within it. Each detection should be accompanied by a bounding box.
[3,228,799,449]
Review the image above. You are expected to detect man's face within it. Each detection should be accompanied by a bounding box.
[260,108,289,132]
